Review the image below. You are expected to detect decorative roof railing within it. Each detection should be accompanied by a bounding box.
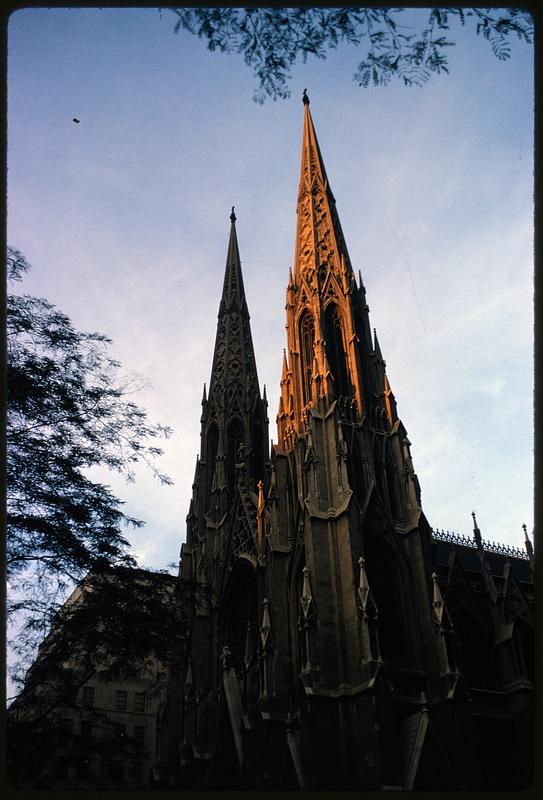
[431,528,530,560]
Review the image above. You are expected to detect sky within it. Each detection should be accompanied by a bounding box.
[7,7,534,574]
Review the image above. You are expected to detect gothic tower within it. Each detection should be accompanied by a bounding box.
[158,96,533,791]
[174,210,269,787]
[266,91,454,789]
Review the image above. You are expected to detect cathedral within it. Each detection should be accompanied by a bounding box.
[155,94,534,790]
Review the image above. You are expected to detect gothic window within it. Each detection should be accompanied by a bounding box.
[385,442,400,520]
[324,303,350,398]
[347,431,366,504]
[513,619,534,683]
[363,534,413,665]
[451,607,499,690]
[227,419,244,495]
[206,422,219,491]
[299,311,315,406]
[373,435,387,505]
[223,562,258,677]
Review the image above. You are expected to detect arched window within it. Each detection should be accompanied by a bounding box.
[347,432,366,504]
[227,419,244,495]
[206,423,219,491]
[385,442,400,520]
[224,563,258,672]
[451,607,500,690]
[363,534,413,665]
[299,311,315,406]
[324,304,350,398]
[373,435,387,505]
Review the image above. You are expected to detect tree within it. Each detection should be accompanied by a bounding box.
[8,567,184,789]
[168,7,534,103]
[7,247,173,687]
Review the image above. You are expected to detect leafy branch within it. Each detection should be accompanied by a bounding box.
[166,7,533,101]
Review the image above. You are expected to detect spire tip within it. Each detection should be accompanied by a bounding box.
[230,206,236,223]
[302,88,309,106]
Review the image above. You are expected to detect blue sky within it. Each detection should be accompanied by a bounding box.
[8,7,534,571]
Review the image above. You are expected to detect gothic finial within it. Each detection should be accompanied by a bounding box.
[230,205,236,223]
[202,382,207,403]
[471,511,483,550]
[260,598,271,648]
[358,556,370,612]
[431,572,444,626]
[302,88,309,105]
[300,566,312,619]
[523,523,534,559]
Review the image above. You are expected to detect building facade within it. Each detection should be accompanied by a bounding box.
[156,95,534,790]
[8,569,177,790]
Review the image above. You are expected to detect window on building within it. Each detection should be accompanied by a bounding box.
[206,422,219,492]
[115,723,127,740]
[134,725,145,746]
[77,756,91,780]
[324,303,350,398]
[109,760,123,783]
[128,760,143,782]
[300,311,315,406]
[115,689,127,710]
[134,691,146,712]
[55,757,69,779]
[227,418,244,494]
[59,717,74,734]
[81,686,95,707]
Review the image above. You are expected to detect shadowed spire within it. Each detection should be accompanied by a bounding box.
[472,511,483,551]
[373,329,383,362]
[220,206,245,311]
[523,523,534,561]
[208,214,262,419]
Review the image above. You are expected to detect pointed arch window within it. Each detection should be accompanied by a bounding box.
[206,423,219,491]
[299,311,315,406]
[347,431,366,504]
[227,418,244,495]
[363,534,414,665]
[324,304,350,398]
[385,441,401,521]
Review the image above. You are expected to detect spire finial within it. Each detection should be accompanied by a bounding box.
[230,206,236,223]
[472,511,483,551]
[523,523,534,560]
[302,88,309,106]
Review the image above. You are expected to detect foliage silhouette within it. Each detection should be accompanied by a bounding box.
[7,567,182,789]
[168,7,533,103]
[7,247,173,687]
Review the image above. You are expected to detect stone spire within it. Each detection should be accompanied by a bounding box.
[294,92,353,286]
[219,206,246,313]
[208,209,261,418]
[199,210,268,505]
[278,95,368,443]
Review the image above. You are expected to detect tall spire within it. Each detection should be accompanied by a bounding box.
[208,209,259,410]
[294,91,354,286]
[220,206,246,312]
[298,90,331,201]
[278,93,366,444]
